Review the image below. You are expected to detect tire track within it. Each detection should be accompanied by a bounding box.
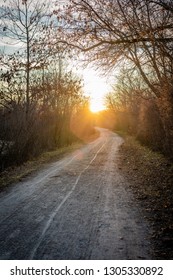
[29,140,107,259]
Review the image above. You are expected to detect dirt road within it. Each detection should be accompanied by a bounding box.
[0,128,152,259]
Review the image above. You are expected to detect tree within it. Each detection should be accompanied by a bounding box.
[61,0,172,79]
[0,0,53,118]
[60,0,173,154]
[0,1,95,170]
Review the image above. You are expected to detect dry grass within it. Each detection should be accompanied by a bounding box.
[0,129,100,191]
[118,135,173,259]
[0,142,83,191]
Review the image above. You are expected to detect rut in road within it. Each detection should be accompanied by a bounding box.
[0,128,152,259]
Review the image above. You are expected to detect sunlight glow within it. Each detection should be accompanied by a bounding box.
[82,68,111,113]
[90,99,105,113]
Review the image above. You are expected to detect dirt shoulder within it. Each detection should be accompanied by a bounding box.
[118,135,173,259]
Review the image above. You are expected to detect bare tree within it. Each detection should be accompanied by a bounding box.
[0,0,53,118]
[60,0,173,154]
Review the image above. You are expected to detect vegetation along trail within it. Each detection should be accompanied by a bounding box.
[0,128,152,259]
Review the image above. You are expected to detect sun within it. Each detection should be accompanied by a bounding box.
[81,68,111,113]
[90,100,105,113]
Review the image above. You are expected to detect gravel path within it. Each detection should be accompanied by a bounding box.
[0,128,152,259]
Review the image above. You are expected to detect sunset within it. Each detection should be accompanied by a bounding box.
[89,100,105,113]
[0,0,173,271]
[82,68,110,113]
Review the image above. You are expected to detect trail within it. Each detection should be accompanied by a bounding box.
[0,128,152,259]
